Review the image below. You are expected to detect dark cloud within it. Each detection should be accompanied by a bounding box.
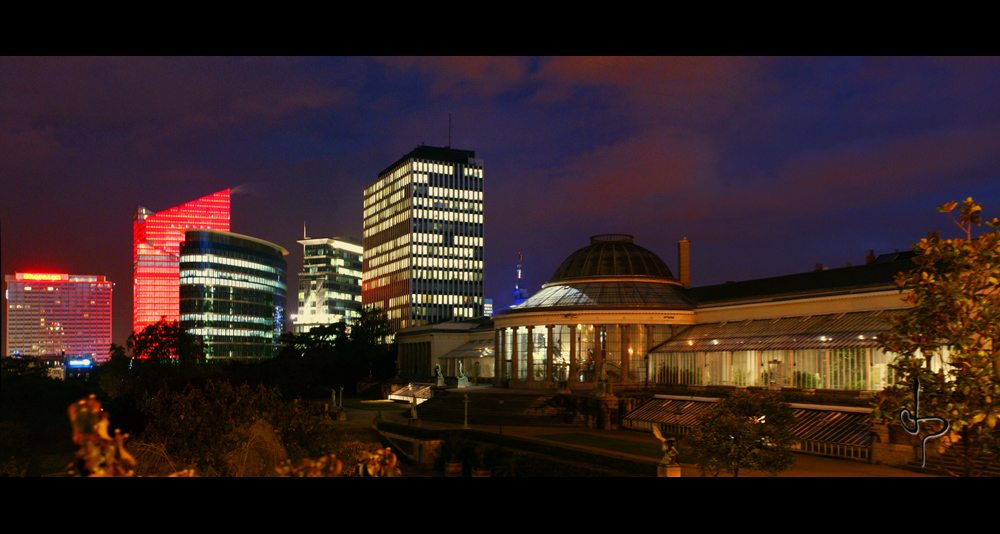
[2,56,1000,348]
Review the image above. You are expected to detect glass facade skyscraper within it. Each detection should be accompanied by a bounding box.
[293,236,363,334]
[5,272,112,361]
[133,189,230,334]
[179,230,288,361]
[363,145,484,332]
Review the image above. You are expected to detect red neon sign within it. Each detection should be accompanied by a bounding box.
[17,273,68,281]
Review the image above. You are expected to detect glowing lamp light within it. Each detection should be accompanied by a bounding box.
[68,359,92,367]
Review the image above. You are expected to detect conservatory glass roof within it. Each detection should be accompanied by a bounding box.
[513,281,696,310]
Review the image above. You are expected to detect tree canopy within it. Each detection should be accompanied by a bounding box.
[687,389,796,477]
[872,197,1000,476]
[127,317,204,367]
[266,306,396,396]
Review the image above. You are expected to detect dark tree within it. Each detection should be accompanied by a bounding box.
[347,306,396,381]
[688,389,796,477]
[127,317,204,369]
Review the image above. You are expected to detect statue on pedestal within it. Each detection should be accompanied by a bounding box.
[436,363,445,387]
[653,424,681,477]
[457,361,470,388]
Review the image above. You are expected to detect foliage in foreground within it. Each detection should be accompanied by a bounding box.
[687,389,796,477]
[872,197,1000,476]
[65,394,400,477]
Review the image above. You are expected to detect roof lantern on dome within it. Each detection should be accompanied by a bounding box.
[546,234,678,286]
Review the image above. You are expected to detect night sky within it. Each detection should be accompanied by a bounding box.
[3,57,999,352]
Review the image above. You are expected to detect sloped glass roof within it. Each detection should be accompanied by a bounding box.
[439,339,495,359]
[513,281,695,310]
[651,310,899,352]
[624,398,871,446]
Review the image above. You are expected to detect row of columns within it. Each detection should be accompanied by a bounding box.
[493,324,677,385]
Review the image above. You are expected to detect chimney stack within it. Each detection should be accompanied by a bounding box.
[866,249,875,264]
[815,263,824,271]
[678,238,690,289]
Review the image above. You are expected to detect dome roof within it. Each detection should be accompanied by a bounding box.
[547,234,676,285]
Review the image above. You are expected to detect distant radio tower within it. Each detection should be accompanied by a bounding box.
[514,252,523,300]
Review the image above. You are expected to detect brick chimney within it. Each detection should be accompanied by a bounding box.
[866,249,876,264]
[678,238,690,289]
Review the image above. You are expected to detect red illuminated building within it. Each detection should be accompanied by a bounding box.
[133,189,230,334]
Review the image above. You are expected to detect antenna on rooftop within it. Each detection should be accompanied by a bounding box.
[303,222,308,240]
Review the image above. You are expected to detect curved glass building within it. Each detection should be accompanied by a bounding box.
[179,230,288,361]
[493,234,696,389]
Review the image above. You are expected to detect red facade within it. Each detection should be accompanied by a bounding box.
[133,189,230,334]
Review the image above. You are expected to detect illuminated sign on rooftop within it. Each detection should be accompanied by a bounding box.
[17,273,69,281]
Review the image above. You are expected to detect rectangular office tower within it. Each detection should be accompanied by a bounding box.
[133,189,230,334]
[293,236,363,334]
[5,273,112,361]
[363,145,484,332]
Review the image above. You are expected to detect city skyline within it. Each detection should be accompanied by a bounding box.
[2,57,1000,351]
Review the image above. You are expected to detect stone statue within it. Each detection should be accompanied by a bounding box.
[436,364,444,380]
[457,361,467,379]
[652,425,679,466]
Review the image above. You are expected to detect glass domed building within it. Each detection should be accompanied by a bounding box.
[492,234,696,390]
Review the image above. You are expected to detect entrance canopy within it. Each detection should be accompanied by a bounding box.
[439,338,494,359]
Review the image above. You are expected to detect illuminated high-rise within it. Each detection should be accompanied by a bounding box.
[5,272,112,362]
[363,145,484,332]
[133,189,230,334]
[179,230,287,361]
[293,236,363,334]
